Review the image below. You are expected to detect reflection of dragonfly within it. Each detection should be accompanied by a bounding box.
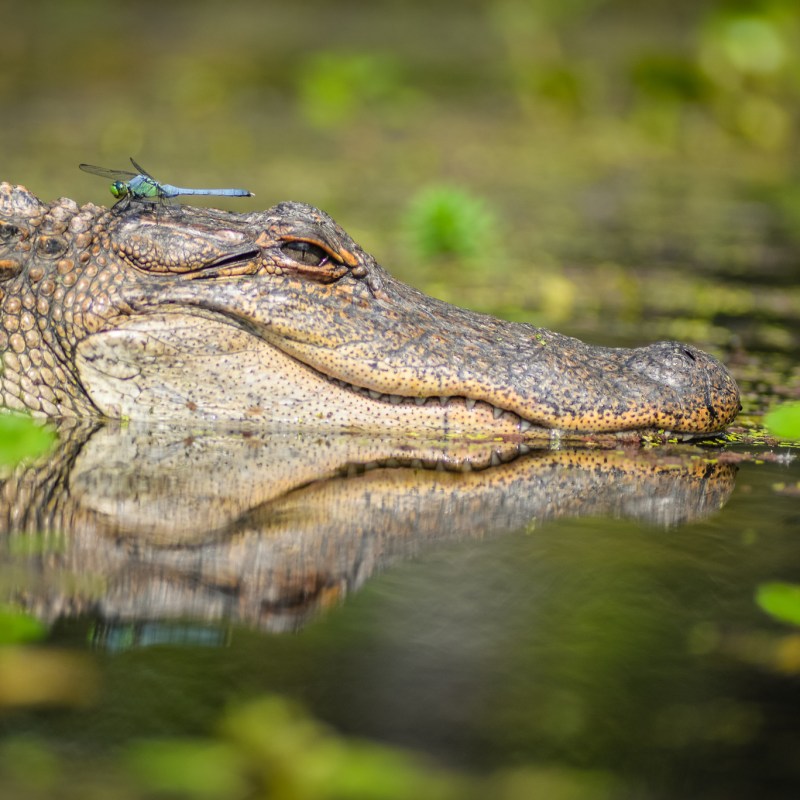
[79,157,254,210]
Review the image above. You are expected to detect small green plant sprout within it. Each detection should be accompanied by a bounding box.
[405,186,496,262]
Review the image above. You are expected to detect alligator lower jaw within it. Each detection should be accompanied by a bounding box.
[323,373,707,442]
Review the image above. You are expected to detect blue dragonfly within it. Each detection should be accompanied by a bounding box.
[79,157,254,210]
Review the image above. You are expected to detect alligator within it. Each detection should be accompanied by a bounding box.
[0,183,740,437]
[2,422,736,633]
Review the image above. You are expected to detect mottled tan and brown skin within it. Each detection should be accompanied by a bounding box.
[0,183,740,436]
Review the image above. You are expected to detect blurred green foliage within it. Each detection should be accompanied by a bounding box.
[756,582,800,627]
[764,402,800,440]
[487,0,799,149]
[0,694,618,800]
[217,697,459,800]
[404,186,496,262]
[0,606,46,645]
[0,413,56,467]
[126,739,249,799]
[297,53,418,129]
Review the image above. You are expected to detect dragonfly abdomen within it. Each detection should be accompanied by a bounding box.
[159,185,253,198]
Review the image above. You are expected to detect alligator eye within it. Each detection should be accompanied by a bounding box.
[281,241,329,267]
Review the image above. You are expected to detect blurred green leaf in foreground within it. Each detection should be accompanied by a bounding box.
[0,413,56,467]
[764,402,800,440]
[756,582,800,627]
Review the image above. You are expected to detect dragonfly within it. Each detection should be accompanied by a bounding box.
[79,158,254,210]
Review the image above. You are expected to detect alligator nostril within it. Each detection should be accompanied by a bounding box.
[682,348,696,362]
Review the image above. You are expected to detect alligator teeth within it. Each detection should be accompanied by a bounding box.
[490,452,501,467]
[326,374,528,428]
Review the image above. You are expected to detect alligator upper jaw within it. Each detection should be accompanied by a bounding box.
[201,271,741,436]
[75,305,739,438]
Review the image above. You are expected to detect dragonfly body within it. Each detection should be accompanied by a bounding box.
[80,158,253,208]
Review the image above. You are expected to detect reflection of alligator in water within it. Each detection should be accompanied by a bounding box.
[0,423,736,634]
[0,183,739,436]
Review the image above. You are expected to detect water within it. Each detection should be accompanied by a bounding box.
[0,419,797,798]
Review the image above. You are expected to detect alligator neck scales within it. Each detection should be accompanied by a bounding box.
[0,183,740,438]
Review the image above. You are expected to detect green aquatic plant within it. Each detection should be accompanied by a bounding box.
[0,413,56,467]
[764,401,800,440]
[0,606,47,646]
[756,582,800,627]
[126,696,462,800]
[296,53,414,128]
[405,186,496,262]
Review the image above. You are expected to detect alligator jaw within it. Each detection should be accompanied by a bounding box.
[76,309,736,440]
[75,311,533,436]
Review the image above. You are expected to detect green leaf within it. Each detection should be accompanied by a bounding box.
[0,414,56,467]
[0,606,47,645]
[764,402,800,440]
[125,739,247,799]
[756,582,800,627]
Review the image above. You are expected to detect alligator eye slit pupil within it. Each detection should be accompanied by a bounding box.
[281,241,328,267]
[682,348,696,362]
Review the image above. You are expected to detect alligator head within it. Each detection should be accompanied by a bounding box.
[0,183,740,437]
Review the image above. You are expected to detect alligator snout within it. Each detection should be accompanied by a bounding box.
[625,341,741,432]
[627,342,717,388]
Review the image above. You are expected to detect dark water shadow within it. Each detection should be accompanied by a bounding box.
[0,421,736,636]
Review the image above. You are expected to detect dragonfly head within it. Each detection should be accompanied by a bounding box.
[109,181,128,199]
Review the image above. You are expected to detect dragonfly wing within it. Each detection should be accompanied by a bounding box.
[129,158,157,181]
[79,164,138,180]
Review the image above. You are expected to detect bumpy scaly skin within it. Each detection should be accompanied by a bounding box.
[0,183,740,436]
